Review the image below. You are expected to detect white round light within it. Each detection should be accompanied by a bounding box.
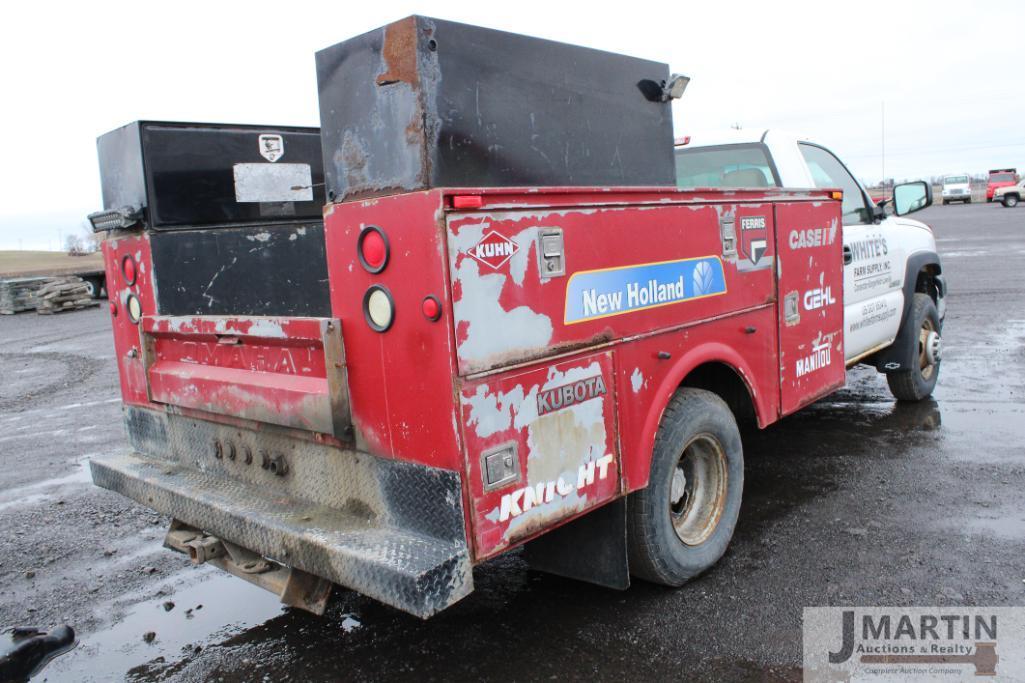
[364,287,394,331]
[126,294,143,324]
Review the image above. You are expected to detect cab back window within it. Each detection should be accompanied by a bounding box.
[675,145,779,189]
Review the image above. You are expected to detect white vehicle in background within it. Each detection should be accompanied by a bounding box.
[941,174,972,204]
[994,178,1025,207]
[675,130,946,401]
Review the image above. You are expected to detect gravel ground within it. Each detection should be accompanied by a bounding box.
[0,201,1022,682]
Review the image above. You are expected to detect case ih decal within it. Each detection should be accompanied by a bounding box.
[564,256,727,324]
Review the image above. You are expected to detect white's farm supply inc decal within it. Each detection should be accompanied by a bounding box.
[564,256,727,324]
[497,454,615,522]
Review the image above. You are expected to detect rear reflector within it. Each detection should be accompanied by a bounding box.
[422,295,442,321]
[122,255,137,285]
[126,294,142,324]
[357,226,389,273]
[363,285,394,332]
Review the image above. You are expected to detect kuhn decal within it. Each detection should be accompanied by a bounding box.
[803,273,837,311]
[789,223,838,249]
[537,375,607,416]
[796,332,833,378]
[465,230,520,270]
[564,256,727,324]
[498,454,615,522]
[739,216,769,267]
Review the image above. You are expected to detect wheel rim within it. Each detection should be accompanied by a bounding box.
[918,318,940,380]
[670,434,728,546]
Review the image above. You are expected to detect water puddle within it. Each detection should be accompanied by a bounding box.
[0,460,94,513]
[43,569,285,681]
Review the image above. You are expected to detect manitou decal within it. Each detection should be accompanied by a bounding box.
[796,332,833,378]
[564,256,727,324]
[497,454,615,522]
[466,231,519,270]
[537,375,608,416]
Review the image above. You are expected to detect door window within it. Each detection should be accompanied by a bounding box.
[798,143,872,224]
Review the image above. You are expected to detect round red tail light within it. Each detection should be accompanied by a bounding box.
[121,255,137,285]
[357,226,389,273]
[422,295,442,321]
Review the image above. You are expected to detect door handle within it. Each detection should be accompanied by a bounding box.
[843,245,853,266]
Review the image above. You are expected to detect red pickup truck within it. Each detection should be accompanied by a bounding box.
[987,168,1018,201]
[88,17,936,618]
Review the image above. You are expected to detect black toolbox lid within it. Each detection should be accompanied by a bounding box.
[96,121,325,229]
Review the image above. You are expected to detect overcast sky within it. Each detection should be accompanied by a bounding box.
[1,0,1020,250]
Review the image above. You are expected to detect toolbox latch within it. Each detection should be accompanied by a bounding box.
[720,217,737,259]
[538,228,566,278]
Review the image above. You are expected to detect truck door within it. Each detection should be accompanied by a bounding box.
[775,201,846,414]
[797,143,903,362]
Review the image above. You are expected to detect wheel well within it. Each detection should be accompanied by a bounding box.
[915,265,941,305]
[680,362,757,431]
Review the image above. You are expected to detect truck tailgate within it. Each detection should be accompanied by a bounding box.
[141,315,350,436]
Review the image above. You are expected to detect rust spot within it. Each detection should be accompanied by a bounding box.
[376,16,419,87]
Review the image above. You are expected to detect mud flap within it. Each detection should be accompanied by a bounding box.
[521,497,629,590]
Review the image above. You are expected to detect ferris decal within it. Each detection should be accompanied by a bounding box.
[564,256,727,324]
[498,454,615,522]
[466,231,519,270]
[739,215,769,267]
[537,375,608,416]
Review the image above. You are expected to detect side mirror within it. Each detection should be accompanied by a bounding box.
[892,181,932,216]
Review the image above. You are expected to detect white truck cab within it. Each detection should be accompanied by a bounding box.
[941,174,972,204]
[675,130,946,400]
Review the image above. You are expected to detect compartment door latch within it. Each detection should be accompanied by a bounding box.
[538,228,566,278]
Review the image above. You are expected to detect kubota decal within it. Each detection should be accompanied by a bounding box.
[563,256,727,324]
[536,374,607,416]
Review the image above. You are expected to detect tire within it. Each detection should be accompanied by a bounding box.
[942,199,948,205]
[886,293,942,402]
[82,276,104,299]
[965,198,972,204]
[1003,195,1019,208]
[627,388,744,585]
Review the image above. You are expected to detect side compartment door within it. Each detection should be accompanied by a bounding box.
[459,352,620,560]
[775,201,846,415]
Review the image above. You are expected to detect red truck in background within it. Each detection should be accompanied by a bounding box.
[987,168,1018,201]
[87,17,938,619]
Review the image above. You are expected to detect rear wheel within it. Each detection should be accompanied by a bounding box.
[627,388,744,585]
[1003,194,1019,208]
[886,293,941,401]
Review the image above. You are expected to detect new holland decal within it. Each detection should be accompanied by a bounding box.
[564,256,727,324]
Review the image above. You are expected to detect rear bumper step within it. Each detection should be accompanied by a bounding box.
[91,450,472,618]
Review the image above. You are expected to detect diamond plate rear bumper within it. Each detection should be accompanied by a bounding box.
[91,407,473,619]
